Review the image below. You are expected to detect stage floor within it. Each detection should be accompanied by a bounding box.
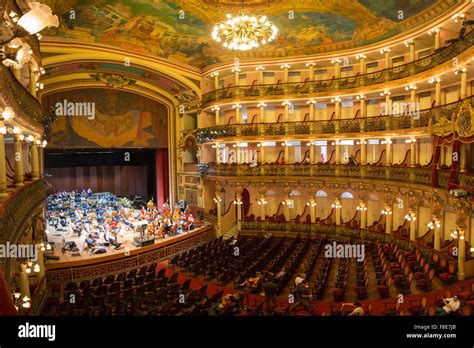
[45,223,210,269]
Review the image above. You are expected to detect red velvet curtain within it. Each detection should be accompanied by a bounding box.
[431,136,441,187]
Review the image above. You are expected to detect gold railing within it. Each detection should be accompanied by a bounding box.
[200,163,435,185]
[0,65,42,126]
[197,96,473,142]
[0,179,51,285]
[45,226,215,283]
[202,29,474,105]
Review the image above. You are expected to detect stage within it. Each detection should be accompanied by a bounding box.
[45,224,212,270]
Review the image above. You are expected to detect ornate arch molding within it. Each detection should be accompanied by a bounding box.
[39,79,180,206]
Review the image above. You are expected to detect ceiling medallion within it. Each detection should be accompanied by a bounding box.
[211,12,277,51]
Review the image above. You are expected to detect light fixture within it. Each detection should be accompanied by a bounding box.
[231,66,241,73]
[280,63,290,69]
[427,218,441,230]
[26,135,34,142]
[427,28,440,35]
[452,13,465,23]
[405,85,417,91]
[1,106,15,120]
[428,77,441,84]
[356,140,367,145]
[331,199,342,209]
[330,58,341,64]
[257,196,267,205]
[281,101,292,106]
[257,102,266,108]
[255,65,265,71]
[213,197,222,203]
[1,38,32,69]
[212,13,278,51]
[306,61,316,67]
[356,201,367,211]
[306,99,316,105]
[380,90,391,96]
[355,54,366,60]
[450,230,459,239]
[454,67,467,75]
[233,200,243,205]
[211,106,220,112]
[331,97,341,103]
[306,200,316,207]
[404,210,416,221]
[403,40,414,47]
[405,138,416,144]
[232,103,241,109]
[42,140,47,148]
[381,139,392,145]
[356,95,365,100]
[381,206,392,215]
[379,48,391,54]
[210,71,219,77]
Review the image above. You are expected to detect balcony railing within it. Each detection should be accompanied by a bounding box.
[200,163,435,185]
[197,96,473,142]
[0,65,42,126]
[202,29,474,106]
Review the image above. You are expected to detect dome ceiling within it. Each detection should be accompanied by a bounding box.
[41,0,462,69]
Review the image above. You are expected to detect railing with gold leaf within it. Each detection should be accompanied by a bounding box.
[197,96,473,143]
[202,30,474,106]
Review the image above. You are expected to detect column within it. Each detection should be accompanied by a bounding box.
[332,59,341,78]
[334,98,341,119]
[233,104,241,124]
[434,29,441,50]
[18,264,30,299]
[334,198,341,225]
[458,229,466,281]
[210,72,219,90]
[384,206,392,233]
[31,140,39,180]
[256,66,265,83]
[281,64,290,83]
[232,67,240,86]
[359,201,368,229]
[435,79,441,106]
[284,143,289,163]
[235,191,242,231]
[408,211,417,241]
[13,132,24,187]
[385,138,392,165]
[358,55,366,74]
[410,139,416,167]
[383,49,391,69]
[0,124,7,199]
[36,243,46,283]
[29,63,37,97]
[38,144,44,176]
[360,140,367,165]
[335,141,341,164]
[306,61,316,81]
[460,68,467,99]
[215,144,221,164]
[408,41,416,62]
[258,102,266,123]
[307,100,316,121]
[309,143,315,163]
[460,143,467,172]
[359,97,367,117]
[214,192,222,236]
[283,195,290,222]
[258,194,266,220]
[309,196,316,223]
[258,143,265,164]
[433,217,441,251]
[282,101,291,122]
[212,107,220,126]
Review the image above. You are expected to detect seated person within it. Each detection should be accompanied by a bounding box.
[238,272,263,292]
[436,296,461,315]
[341,301,365,316]
[274,267,287,282]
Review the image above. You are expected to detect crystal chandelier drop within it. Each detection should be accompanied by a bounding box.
[211,13,278,51]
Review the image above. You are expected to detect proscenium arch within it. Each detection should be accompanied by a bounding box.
[39,82,179,205]
[40,41,202,97]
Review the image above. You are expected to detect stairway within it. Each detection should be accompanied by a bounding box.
[223,225,239,240]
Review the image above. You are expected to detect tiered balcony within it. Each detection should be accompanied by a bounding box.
[202,30,474,106]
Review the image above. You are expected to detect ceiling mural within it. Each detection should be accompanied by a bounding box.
[42,88,168,149]
[41,0,460,68]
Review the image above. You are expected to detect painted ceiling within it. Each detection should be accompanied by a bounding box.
[41,0,460,68]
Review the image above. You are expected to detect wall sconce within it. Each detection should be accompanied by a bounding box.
[233,200,243,205]
[231,67,241,73]
[356,140,367,145]
[255,65,265,71]
[280,63,290,69]
[305,61,316,67]
[257,102,266,108]
[281,101,292,106]
[427,218,441,230]
[356,202,367,211]
[404,210,417,221]
[213,197,222,203]
[381,206,392,215]
[428,77,441,84]
[330,58,341,64]
[306,99,316,104]
[427,28,440,35]
[355,54,366,60]
[379,48,391,54]
[330,97,341,103]
[306,200,316,207]
[404,85,417,91]
[356,95,365,100]
[232,103,241,109]
[210,71,219,77]
[380,90,391,96]
[257,197,267,205]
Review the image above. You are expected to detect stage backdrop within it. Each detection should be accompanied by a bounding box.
[41,88,168,149]
[46,165,148,197]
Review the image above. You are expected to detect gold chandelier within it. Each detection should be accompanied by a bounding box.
[211,13,278,51]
